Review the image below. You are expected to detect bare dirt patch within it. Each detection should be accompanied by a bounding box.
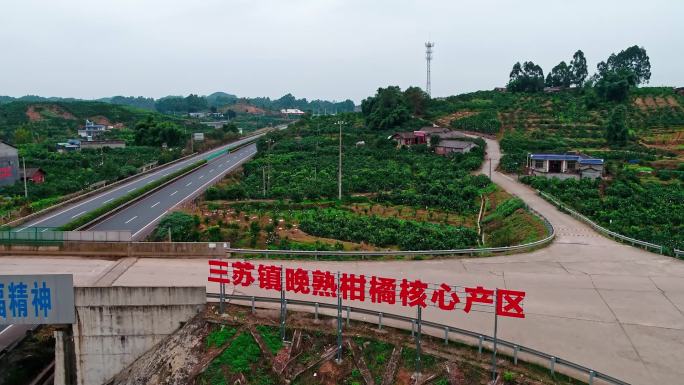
[435,111,478,127]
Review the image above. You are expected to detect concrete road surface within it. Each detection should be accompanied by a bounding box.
[13,134,263,231]
[89,143,257,239]
[1,135,683,384]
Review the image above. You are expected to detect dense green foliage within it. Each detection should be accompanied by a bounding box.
[450,111,500,134]
[361,86,412,130]
[206,326,237,348]
[153,211,202,242]
[522,176,683,251]
[133,117,185,147]
[234,115,486,214]
[298,208,478,250]
[256,325,282,354]
[507,61,545,92]
[605,105,628,144]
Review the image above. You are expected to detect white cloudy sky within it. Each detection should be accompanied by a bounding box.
[1,0,682,103]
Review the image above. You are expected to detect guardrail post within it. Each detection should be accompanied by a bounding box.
[314,302,319,321]
[550,356,556,376]
[478,335,483,354]
[280,265,286,341]
[588,370,595,384]
[415,306,422,376]
[378,312,383,330]
[336,272,342,364]
[444,327,449,345]
[251,296,255,314]
[411,320,415,337]
[219,282,225,314]
[513,345,519,365]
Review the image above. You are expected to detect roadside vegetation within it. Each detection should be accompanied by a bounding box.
[426,45,684,252]
[158,111,548,253]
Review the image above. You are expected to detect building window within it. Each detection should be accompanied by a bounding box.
[534,160,544,169]
[566,160,576,170]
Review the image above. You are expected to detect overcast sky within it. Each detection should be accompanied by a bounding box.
[1,0,682,103]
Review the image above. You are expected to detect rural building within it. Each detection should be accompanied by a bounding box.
[0,141,20,187]
[188,112,208,118]
[201,121,230,129]
[280,108,306,117]
[416,126,449,135]
[434,140,478,155]
[21,167,46,184]
[675,87,684,96]
[434,131,468,140]
[390,132,423,146]
[80,140,126,150]
[543,86,564,93]
[78,120,108,139]
[527,153,604,179]
[57,139,82,153]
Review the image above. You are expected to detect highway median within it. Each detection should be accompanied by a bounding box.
[58,159,208,231]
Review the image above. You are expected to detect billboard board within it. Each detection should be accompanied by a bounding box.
[0,274,75,325]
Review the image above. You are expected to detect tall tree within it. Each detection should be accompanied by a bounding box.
[507,61,545,92]
[605,105,628,144]
[545,61,572,87]
[596,45,651,86]
[570,50,588,87]
[361,86,411,130]
[403,86,430,116]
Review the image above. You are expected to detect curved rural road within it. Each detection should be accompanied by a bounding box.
[1,137,683,384]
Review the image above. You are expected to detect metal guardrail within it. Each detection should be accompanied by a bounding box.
[538,191,664,254]
[212,293,628,385]
[675,249,684,259]
[227,206,555,257]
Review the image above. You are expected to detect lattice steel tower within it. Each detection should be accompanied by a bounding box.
[425,41,434,97]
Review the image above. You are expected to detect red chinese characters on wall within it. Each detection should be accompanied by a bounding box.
[207,260,526,319]
[0,167,12,179]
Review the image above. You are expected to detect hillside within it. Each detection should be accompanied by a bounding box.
[429,87,684,251]
[108,304,580,385]
[0,100,197,143]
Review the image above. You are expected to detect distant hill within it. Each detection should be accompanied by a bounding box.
[0,100,189,144]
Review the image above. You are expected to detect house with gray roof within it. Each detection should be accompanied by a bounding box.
[527,153,604,179]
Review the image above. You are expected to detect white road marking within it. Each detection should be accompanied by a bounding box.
[209,169,215,173]
[127,188,136,193]
[151,202,160,208]
[40,228,49,232]
[71,211,86,219]
[186,182,193,187]
[198,175,205,179]
[170,191,178,196]
[103,198,114,204]
[125,216,138,224]
[0,325,14,337]
[163,173,170,177]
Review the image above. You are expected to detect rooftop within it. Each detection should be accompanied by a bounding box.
[436,140,476,149]
[529,153,604,165]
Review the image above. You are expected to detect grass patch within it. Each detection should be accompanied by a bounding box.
[206,325,237,348]
[256,325,283,354]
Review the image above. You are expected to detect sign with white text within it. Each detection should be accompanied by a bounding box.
[0,274,75,325]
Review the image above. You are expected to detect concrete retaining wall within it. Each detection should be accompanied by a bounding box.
[62,286,206,385]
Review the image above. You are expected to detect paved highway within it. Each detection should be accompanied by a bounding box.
[89,143,257,239]
[14,134,264,231]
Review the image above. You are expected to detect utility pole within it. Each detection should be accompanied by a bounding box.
[22,157,27,198]
[337,120,343,200]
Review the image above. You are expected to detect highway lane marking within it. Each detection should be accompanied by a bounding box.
[163,173,170,177]
[131,149,259,239]
[125,216,138,224]
[198,175,205,179]
[209,169,215,173]
[71,211,86,219]
[0,325,13,337]
[127,188,136,193]
[186,182,193,187]
[103,198,114,204]
[151,202,160,208]
[170,191,178,196]
[40,228,49,232]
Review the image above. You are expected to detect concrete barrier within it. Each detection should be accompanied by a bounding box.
[55,286,205,385]
[0,241,228,258]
